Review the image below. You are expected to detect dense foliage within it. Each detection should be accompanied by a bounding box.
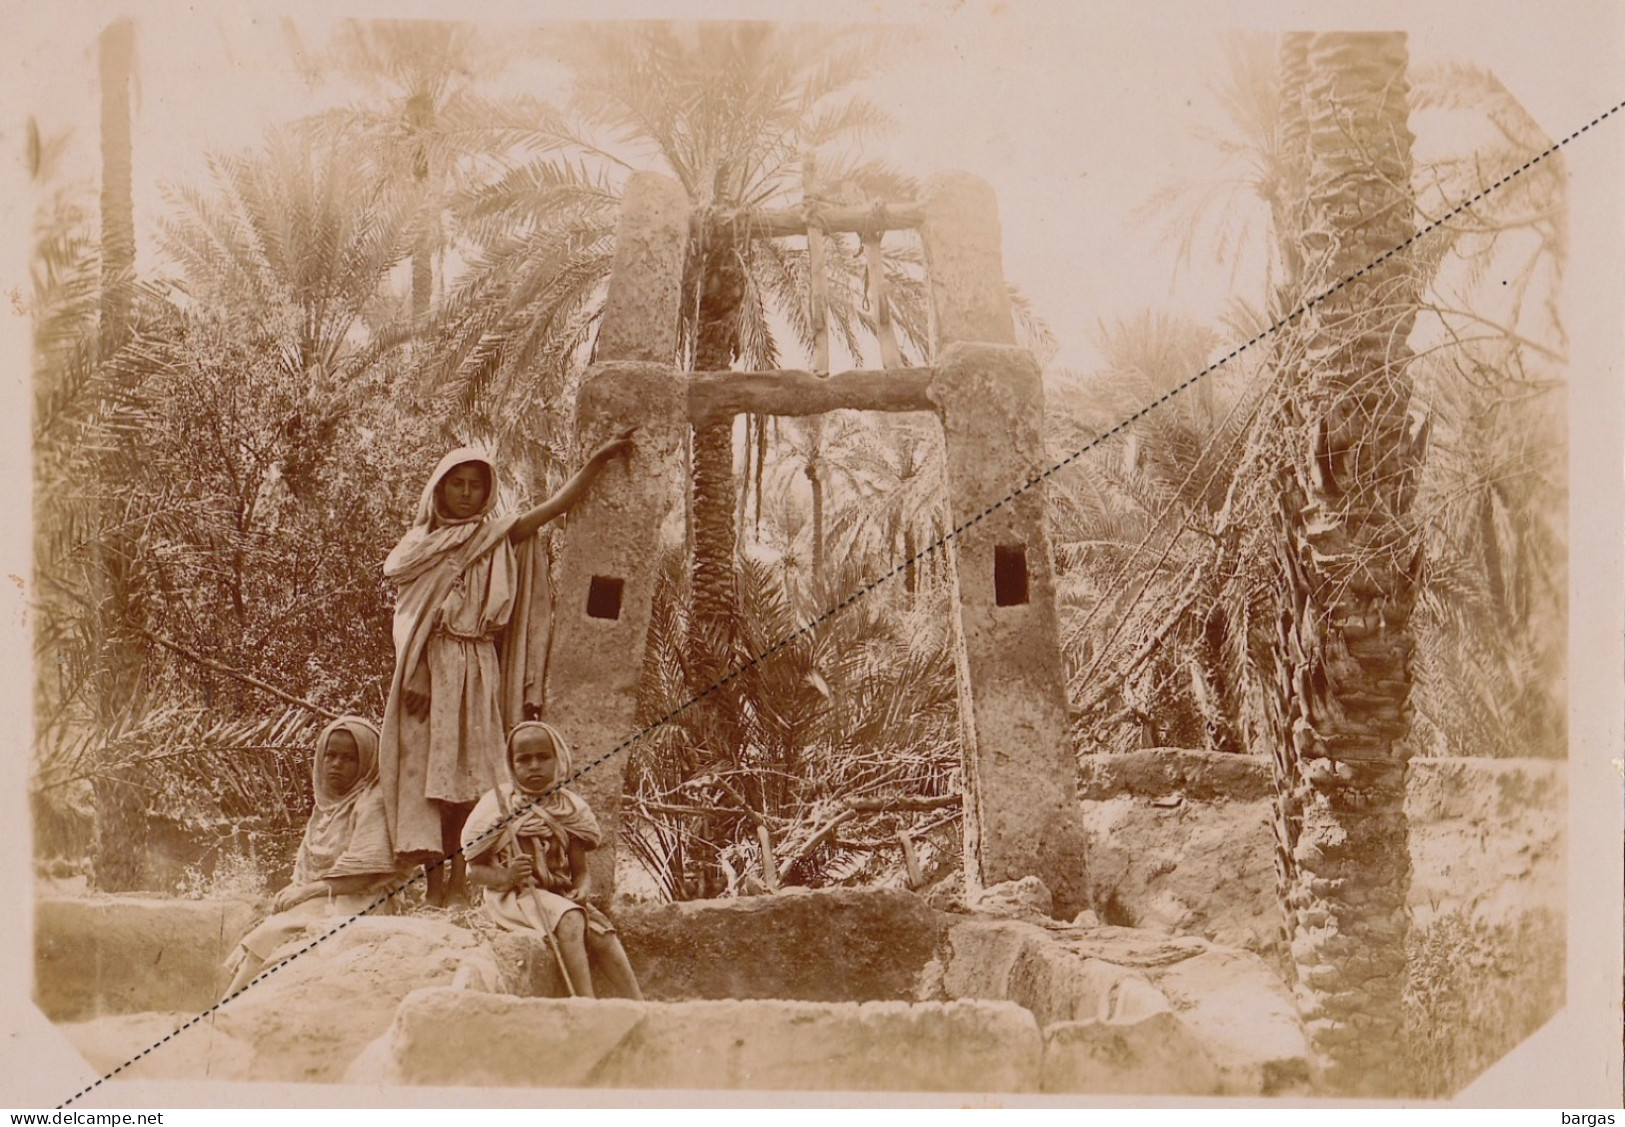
[32,23,1565,902]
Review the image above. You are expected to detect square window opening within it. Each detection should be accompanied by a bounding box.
[586,575,625,620]
[994,544,1029,607]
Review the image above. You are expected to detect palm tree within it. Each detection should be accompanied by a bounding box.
[1153,35,1569,772]
[428,23,924,658]
[98,17,135,358]
[761,411,947,605]
[1045,312,1264,755]
[1402,62,1569,767]
[92,16,145,718]
[41,130,437,890]
[158,129,410,389]
[424,23,935,897]
[32,118,116,875]
[144,129,420,697]
[288,19,523,328]
[1257,32,1425,1094]
[1131,40,1567,1089]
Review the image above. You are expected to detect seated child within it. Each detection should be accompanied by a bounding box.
[221,716,405,999]
[461,721,642,999]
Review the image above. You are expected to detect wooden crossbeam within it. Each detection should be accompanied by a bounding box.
[688,368,936,425]
[699,202,925,239]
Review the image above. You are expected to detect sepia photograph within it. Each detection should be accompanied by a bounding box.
[5,0,1621,1110]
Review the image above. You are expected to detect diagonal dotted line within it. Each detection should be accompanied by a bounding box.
[56,94,1620,1110]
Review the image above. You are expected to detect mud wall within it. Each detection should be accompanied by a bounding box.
[1078,749,1567,1095]
[1078,751,1564,953]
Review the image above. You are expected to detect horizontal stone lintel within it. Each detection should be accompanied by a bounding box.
[688,366,937,424]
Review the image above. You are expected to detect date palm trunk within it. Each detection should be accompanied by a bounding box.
[93,17,147,890]
[689,239,745,663]
[686,233,746,899]
[407,91,436,327]
[96,15,140,698]
[98,18,135,359]
[1265,31,1425,1094]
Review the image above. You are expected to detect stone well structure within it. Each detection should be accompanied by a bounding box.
[541,170,1084,911]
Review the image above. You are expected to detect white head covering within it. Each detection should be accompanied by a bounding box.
[384,447,505,583]
[293,716,384,883]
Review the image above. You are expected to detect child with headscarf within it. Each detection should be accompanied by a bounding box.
[461,721,643,999]
[379,432,633,906]
[222,716,403,998]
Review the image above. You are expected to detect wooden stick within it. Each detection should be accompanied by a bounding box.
[635,799,737,819]
[756,824,781,892]
[492,784,577,998]
[777,807,856,883]
[896,829,923,890]
[690,773,785,894]
[707,773,770,826]
[843,793,961,813]
[908,807,965,840]
[863,231,903,369]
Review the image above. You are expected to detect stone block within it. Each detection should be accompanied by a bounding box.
[34,896,258,1021]
[969,876,1054,920]
[487,932,567,998]
[59,1011,257,1083]
[616,886,950,1002]
[1405,758,1565,927]
[943,915,1311,1096]
[1041,1011,1221,1095]
[942,918,1157,1027]
[355,989,1043,1093]
[544,361,690,899]
[594,172,688,363]
[1150,947,1312,1095]
[208,915,481,1082]
[1079,790,1281,957]
[931,341,1085,915]
[920,172,1018,348]
[1076,748,1275,802]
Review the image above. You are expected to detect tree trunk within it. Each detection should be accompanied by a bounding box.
[408,91,436,328]
[412,240,433,327]
[903,526,918,596]
[688,240,746,664]
[88,19,147,891]
[1265,32,1424,1094]
[685,235,747,900]
[93,17,145,719]
[98,18,134,359]
[806,415,827,593]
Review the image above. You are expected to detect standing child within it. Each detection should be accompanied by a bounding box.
[462,721,643,999]
[379,434,632,906]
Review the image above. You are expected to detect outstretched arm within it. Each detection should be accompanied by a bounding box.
[508,428,636,544]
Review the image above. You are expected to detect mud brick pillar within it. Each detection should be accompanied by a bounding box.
[922,174,1087,915]
[544,172,688,900]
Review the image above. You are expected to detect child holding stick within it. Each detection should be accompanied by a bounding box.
[462,721,642,999]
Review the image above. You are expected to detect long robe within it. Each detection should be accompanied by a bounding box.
[378,449,552,859]
[228,717,402,973]
[460,722,613,936]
